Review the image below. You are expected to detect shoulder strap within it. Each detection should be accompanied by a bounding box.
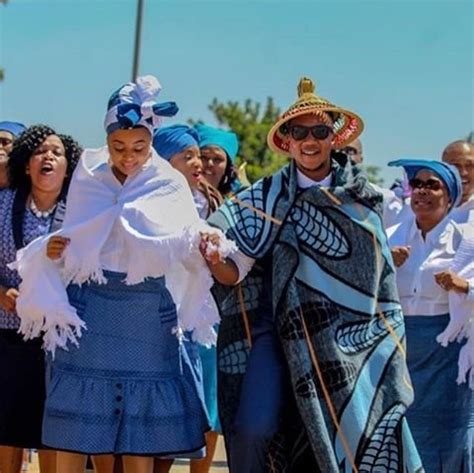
[50,200,67,233]
[12,191,67,250]
[11,188,28,250]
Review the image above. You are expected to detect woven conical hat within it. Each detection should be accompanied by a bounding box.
[267,77,364,156]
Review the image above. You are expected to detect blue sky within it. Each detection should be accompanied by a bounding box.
[1,0,472,184]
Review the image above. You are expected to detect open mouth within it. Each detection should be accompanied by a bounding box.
[301,148,320,157]
[413,199,432,207]
[40,163,54,175]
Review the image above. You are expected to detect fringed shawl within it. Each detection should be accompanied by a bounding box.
[12,147,236,355]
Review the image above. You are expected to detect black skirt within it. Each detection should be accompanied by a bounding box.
[0,329,46,449]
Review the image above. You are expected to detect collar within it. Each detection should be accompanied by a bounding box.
[296,168,332,189]
[410,214,451,245]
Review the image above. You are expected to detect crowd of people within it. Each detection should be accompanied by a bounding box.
[0,74,472,473]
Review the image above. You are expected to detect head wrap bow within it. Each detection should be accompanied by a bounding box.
[152,125,199,161]
[194,124,239,163]
[0,121,26,138]
[388,158,462,209]
[104,75,179,135]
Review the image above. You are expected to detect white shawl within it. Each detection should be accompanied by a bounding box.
[11,147,236,355]
[436,223,474,388]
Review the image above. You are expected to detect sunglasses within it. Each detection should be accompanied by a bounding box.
[409,178,444,191]
[289,124,332,141]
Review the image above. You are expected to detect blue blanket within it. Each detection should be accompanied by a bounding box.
[209,154,424,472]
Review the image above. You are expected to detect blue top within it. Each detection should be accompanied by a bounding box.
[0,189,54,329]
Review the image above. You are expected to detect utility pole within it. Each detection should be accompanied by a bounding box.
[0,0,7,81]
[131,0,144,81]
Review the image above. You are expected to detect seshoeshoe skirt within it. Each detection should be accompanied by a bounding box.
[42,271,209,455]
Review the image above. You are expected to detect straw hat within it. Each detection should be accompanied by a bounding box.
[267,77,364,156]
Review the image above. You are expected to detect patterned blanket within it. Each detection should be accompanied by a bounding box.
[209,154,423,472]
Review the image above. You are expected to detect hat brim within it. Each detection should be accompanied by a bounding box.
[267,105,364,156]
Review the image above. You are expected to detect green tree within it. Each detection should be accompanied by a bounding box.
[193,97,288,183]
[364,165,384,186]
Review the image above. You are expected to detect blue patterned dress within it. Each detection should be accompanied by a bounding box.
[0,188,55,448]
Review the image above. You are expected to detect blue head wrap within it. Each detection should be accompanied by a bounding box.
[152,125,199,161]
[388,158,463,209]
[195,124,239,163]
[0,121,26,138]
[104,75,179,135]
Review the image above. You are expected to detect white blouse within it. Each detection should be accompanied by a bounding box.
[387,217,474,316]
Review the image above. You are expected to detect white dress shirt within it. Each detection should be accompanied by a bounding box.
[388,217,474,316]
[450,194,474,224]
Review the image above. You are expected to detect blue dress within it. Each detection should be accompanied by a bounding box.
[0,189,55,448]
[42,271,209,455]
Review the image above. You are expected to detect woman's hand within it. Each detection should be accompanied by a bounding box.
[199,232,239,285]
[435,270,469,294]
[391,246,411,267]
[0,286,19,313]
[46,236,70,260]
[199,232,223,265]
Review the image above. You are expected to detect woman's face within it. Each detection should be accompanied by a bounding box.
[410,170,450,224]
[107,127,152,183]
[27,134,68,194]
[200,145,228,189]
[0,131,14,163]
[169,145,202,189]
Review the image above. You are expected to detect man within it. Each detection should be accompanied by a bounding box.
[0,121,26,188]
[442,140,474,223]
[338,137,363,164]
[206,78,422,472]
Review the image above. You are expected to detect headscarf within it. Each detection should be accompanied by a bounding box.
[195,124,239,163]
[104,75,179,135]
[0,121,26,138]
[388,158,462,209]
[152,124,199,161]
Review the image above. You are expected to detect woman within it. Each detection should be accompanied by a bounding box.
[152,124,223,473]
[195,124,239,196]
[388,158,474,472]
[13,76,234,473]
[0,121,26,189]
[0,124,81,473]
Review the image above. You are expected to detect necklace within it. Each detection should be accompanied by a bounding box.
[29,197,57,219]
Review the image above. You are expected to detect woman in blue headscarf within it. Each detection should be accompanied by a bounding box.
[13,76,234,473]
[153,124,222,473]
[0,121,26,188]
[195,124,240,196]
[387,159,474,472]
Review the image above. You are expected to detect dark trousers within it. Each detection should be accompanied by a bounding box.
[227,328,289,473]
